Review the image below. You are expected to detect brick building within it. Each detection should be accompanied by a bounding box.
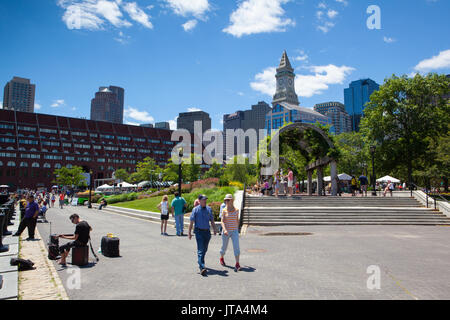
[0,109,186,190]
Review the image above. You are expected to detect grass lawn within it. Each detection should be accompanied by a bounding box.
[111,195,176,213]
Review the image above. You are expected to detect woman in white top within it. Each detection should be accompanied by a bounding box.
[157,195,170,235]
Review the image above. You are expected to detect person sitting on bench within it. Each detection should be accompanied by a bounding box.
[56,214,92,266]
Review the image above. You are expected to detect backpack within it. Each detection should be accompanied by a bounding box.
[10,258,35,271]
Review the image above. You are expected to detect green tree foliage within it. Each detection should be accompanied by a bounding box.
[334,132,369,176]
[360,73,449,187]
[114,168,130,182]
[203,161,224,179]
[53,166,87,188]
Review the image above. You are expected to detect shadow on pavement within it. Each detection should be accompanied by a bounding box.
[204,268,229,277]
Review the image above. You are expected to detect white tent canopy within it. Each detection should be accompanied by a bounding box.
[0,185,9,188]
[118,182,137,188]
[377,175,401,183]
[96,184,113,190]
[138,181,151,188]
[322,173,353,182]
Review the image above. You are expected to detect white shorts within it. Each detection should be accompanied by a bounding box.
[288,181,293,188]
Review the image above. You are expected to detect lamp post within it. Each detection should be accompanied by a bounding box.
[178,148,183,196]
[88,170,93,209]
[370,145,377,196]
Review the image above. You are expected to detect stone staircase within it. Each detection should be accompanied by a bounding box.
[242,196,450,226]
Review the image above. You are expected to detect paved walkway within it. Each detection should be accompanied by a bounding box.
[36,204,450,300]
[18,227,69,300]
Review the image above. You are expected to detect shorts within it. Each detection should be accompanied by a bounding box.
[161,214,169,221]
[288,181,293,188]
[59,241,85,253]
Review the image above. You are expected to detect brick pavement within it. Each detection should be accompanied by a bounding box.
[18,227,69,300]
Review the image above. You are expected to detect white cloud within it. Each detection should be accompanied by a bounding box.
[182,19,198,32]
[164,0,210,19]
[317,21,335,33]
[51,99,65,107]
[223,0,295,38]
[335,0,348,6]
[294,50,308,62]
[327,9,338,19]
[58,0,153,30]
[251,64,355,98]
[34,103,42,110]
[187,107,202,112]
[124,107,154,122]
[122,2,153,28]
[414,49,450,73]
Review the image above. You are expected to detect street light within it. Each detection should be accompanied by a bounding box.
[88,170,93,209]
[178,148,183,196]
[370,145,377,196]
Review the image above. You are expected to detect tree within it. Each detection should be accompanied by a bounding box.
[114,168,130,183]
[134,157,160,182]
[184,153,202,183]
[360,73,449,188]
[53,166,87,188]
[203,161,224,179]
[334,132,370,176]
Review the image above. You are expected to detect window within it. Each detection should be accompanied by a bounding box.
[0,152,16,158]
[0,161,3,166]
[32,162,39,168]
[43,163,51,168]
[20,162,28,167]
[66,156,75,161]
[7,161,16,167]
[18,126,36,132]
[54,163,62,169]
[72,131,87,136]
[40,128,57,134]
[0,123,14,129]
[19,139,38,145]
[66,164,73,169]
[0,137,15,143]
[42,141,60,146]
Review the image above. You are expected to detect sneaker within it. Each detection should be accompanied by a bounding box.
[200,268,207,276]
[235,263,241,271]
[164,233,169,236]
[220,257,225,266]
[161,232,164,235]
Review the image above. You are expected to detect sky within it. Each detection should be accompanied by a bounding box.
[0,0,449,130]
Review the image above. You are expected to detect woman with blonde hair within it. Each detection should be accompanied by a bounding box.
[219,194,241,271]
[157,195,170,235]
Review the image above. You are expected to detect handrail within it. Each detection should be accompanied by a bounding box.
[239,184,246,233]
[410,182,449,210]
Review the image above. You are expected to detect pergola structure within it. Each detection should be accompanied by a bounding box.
[265,122,338,196]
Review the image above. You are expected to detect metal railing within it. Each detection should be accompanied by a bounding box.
[411,182,449,210]
[239,184,246,233]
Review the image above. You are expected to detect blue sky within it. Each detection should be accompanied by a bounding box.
[1,0,449,130]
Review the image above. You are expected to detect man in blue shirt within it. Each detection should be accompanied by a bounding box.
[188,195,217,276]
[14,194,39,240]
[171,192,187,236]
[358,174,369,197]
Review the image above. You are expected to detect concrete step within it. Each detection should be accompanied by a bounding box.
[243,221,450,226]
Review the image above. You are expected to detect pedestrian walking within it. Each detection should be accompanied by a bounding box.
[351,176,357,196]
[219,194,241,271]
[358,173,369,197]
[50,193,56,208]
[188,195,217,276]
[59,192,65,209]
[171,192,187,236]
[274,170,280,197]
[13,194,39,240]
[287,168,294,197]
[157,195,170,236]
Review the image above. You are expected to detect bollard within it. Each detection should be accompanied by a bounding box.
[0,208,12,236]
[0,212,9,253]
[1,205,13,226]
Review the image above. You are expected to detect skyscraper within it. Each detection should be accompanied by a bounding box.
[344,79,379,131]
[223,101,271,156]
[177,110,211,134]
[314,102,352,135]
[3,77,36,113]
[90,86,124,124]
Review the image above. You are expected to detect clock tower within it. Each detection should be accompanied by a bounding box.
[272,51,299,106]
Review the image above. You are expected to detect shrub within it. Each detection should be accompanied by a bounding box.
[229,181,244,189]
[209,202,222,221]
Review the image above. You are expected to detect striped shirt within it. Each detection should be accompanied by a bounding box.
[222,207,239,232]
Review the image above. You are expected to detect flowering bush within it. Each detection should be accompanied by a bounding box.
[229,181,244,189]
